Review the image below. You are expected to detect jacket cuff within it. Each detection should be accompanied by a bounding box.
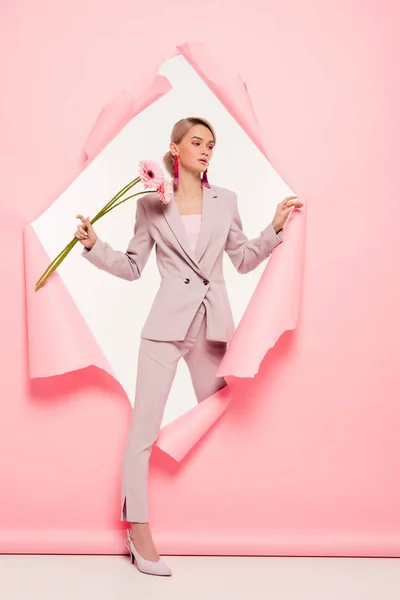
[81,237,106,267]
[262,222,284,247]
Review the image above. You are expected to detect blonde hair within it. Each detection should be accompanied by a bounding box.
[162,117,216,177]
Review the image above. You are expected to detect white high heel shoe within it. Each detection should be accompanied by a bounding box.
[124,529,172,576]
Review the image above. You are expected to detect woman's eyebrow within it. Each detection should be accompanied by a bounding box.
[191,136,215,144]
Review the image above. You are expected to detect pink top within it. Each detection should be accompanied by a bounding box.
[181,214,202,252]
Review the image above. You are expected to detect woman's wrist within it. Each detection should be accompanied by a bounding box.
[85,237,97,250]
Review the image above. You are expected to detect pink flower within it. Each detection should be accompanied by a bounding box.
[138,160,165,189]
[158,180,173,205]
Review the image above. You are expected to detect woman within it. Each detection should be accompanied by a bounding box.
[74,117,302,576]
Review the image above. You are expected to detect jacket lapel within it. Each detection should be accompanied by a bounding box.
[161,184,217,268]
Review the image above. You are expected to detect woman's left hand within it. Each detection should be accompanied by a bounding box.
[272,196,303,233]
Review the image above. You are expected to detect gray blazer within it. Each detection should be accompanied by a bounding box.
[82,183,283,342]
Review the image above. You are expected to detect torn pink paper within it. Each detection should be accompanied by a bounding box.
[156,384,233,461]
[83,76,172,165]
[24,225,113,379]
[178,42,267,157]
[25,68,172,382]
[25,42,305,464]
[218,203,306,378]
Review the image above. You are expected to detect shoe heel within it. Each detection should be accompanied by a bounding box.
[124,538,135,564]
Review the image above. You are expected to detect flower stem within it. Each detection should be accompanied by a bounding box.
[92,177,141,222]
[101,190,153,216]
[35,176,141,291]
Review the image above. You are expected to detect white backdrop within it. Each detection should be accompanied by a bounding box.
[32,54,293,427]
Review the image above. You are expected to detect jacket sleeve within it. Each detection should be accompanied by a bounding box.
[224,192,283,274]
[81,197,155,281]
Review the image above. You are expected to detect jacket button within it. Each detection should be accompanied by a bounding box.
[184,278,190,284]
[203,279,209,285]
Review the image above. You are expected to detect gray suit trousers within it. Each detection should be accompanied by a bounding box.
[120,302,228,522]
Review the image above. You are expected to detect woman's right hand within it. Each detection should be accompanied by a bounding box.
[74,214,98,249]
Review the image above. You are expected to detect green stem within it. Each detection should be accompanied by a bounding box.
[101,190,153,216]
[35,242,77,291]
[35,240,76,290]
[35,177,141,290]
[92,177,140,221]
[35,178,150,292]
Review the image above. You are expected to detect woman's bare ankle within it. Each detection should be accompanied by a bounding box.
[130,522,154,542]
[130,521,149,531]
[129,521,159,560]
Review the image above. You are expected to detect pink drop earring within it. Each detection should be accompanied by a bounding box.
[201,168,211,189]
[173,154,179,190]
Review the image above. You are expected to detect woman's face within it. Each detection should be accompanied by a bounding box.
[171,124,215,175]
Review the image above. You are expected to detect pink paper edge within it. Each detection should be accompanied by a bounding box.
[25,41,305,464]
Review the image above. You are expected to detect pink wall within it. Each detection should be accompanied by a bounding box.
[1,0,400,554]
